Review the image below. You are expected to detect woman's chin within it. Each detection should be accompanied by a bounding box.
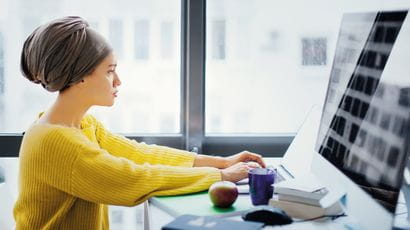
[96,101,115,107]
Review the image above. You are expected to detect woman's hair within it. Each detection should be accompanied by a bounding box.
[21,16,112,92]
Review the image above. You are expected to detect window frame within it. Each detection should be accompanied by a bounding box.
[0,0,293,158]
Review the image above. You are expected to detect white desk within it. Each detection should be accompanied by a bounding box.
[145,158,355,230]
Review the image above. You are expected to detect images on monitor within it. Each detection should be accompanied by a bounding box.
[316,10,410,213]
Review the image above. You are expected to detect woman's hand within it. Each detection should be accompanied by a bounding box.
[220,162,260,182]
[224,151,266,169]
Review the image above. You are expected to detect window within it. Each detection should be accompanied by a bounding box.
[302,38,327,66]
[160,22,174,59]
[205,0,407,134]
[211,20,226,60]
[0,32,3,129]
[0,32,4,95]
[262,30,280,52]
[0,0,181,134]
[109,19,124,59]
[134,20,150,60]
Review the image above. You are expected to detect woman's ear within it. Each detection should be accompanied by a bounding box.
[73,78,87,90]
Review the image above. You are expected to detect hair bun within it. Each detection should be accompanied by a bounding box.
[20,16,111,92]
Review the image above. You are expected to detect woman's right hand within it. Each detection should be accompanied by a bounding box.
[220,161,260,182]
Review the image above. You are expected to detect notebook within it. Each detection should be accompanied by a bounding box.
[161,214,264,230]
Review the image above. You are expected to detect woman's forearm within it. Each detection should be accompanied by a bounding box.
[193,154,228,169]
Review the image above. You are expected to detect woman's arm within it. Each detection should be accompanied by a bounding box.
[193,151,266,169]
[70,147,221,206]
[35,129,221,206]
[88,115,196,167]
[193,154,228,169]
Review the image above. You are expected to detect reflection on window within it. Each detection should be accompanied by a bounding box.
[212,20,225,60]
[109,19,124,59]
[160,22,174,59]
[134,20,149,60]
[302,38,327,66]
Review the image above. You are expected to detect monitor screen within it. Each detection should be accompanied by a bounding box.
[316,10,410,213]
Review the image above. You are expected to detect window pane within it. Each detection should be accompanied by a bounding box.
[109,19,124,59]
[0,32,4,129]
[211,20,226,60]
[302,38,327,66]
[0,0,181,133]
[160,21,174,59]
[135,20,150,60]
[205,0,410,134]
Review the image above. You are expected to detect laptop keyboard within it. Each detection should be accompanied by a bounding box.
[275,171,286,183]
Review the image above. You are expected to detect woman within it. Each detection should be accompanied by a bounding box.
[13,16,265,229]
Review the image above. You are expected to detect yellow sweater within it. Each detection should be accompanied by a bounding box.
[14,115,221,229]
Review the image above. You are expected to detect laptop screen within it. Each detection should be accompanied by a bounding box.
[315,10,410,213]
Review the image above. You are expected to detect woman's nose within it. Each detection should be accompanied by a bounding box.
[114,73,121,87]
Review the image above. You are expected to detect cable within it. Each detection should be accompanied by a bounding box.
[293,213,347,223]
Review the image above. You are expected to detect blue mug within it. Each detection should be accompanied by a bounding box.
[248,168,275,205]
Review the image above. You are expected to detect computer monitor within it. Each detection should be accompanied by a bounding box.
[311,10,410,230]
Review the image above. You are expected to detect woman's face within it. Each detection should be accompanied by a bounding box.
[82,53,121,106]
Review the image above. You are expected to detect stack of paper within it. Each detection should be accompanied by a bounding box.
[269,197,343,219]
[273,174,328,206]
[270,174,343,219]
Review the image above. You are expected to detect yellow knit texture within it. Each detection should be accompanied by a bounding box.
[13,115,221,229]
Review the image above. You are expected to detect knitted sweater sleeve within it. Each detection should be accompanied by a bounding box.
[38,128,221,206]
[87,115,196,167]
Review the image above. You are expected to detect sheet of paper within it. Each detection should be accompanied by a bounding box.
[274,174,325,193]
[237,184,249,194]
[236,178,249,185]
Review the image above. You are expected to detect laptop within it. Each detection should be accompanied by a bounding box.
[273,105,322,182]
[236,105,322,192]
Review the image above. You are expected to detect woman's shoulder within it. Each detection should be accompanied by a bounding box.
[81,114,102,127]
[24,123,86,145]
[22,114,103,145]
[19,124,90,161]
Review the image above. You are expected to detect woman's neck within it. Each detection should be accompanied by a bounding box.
[38,91,90,129]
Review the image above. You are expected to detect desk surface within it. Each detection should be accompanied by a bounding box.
[149,158,280,218]
[147,158,355,229]
[149,158,410,229]
[150,192,253,218]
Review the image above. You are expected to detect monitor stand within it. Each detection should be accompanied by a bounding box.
[393,169,410,229]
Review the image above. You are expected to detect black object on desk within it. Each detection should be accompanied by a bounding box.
[162,214,264,230]
[242,205,293,226]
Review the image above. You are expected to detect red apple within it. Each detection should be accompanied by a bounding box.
[208,181,239,208]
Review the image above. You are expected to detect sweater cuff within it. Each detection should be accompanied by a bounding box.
[210,168,223,183]
[172,150,197,167]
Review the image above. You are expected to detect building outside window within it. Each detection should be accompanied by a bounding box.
[160,21,174,59]
[134,20,150,60]
[211,20,226,60]
[0,32,4,94]
[109,19,124,59]
[302,37,327,66]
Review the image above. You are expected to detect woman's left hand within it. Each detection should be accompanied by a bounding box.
[224,151,266,169]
